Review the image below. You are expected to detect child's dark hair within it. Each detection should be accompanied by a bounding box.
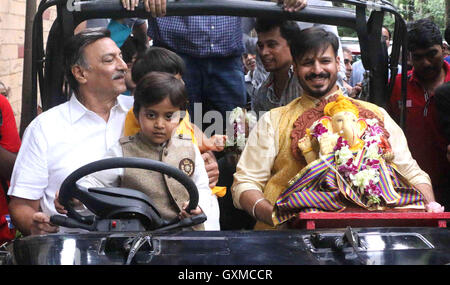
[132,47,186,83]
[120,33,147,64]
[133,71,187,118]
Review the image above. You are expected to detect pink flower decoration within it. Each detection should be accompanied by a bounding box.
[337,158,357,178]
[368,124,383,136]
[312,123,328,138]
[334,136,349,151]
[366,159,380,169]
[365,181,381,196]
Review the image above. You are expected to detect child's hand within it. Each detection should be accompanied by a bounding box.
[201,151,219,188]
[206,135,227,152]
[179,201,203,220]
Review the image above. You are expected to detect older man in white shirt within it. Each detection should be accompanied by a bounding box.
[8,28,131,235]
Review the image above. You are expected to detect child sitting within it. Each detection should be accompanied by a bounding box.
[60,72,220,230]
[126,46,227,197]
[125,46,226,154]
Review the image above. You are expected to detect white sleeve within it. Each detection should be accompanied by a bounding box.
[192,145,221,231]
[231,111,277,209]
[77,142,124,189]
[8,119,48,200]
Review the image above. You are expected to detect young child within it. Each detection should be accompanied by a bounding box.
[125,46,226,154]
[66,72,220,230]
[125,47,227,198]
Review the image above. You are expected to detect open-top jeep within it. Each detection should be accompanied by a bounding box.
[1,0,449,265]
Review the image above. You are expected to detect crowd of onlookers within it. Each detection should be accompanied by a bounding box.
[0,0,449,243]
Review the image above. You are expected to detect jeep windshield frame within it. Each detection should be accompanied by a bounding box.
[24,0,409,133]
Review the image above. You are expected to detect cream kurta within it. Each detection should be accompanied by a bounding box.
[232,89,431,230]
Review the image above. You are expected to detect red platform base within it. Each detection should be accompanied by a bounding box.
[288,212,450,230]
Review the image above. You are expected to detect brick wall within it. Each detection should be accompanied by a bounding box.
[0,0,56,129]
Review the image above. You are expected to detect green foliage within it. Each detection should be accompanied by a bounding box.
[336,0,447,37]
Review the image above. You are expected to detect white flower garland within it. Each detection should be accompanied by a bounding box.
[226,107,257,152]
[311,118,385,207]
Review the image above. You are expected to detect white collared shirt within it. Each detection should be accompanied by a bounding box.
[8,94,131,219]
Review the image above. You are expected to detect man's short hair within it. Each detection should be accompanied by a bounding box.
[289,27,339,62]
[133,71,187,118]
[407,18,442,51]
[131,47,186,84]
[255,18,300,43]
[120,33,147,64]
[64,28,111,93]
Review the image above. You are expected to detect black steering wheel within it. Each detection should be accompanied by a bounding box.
[50,157,206,232]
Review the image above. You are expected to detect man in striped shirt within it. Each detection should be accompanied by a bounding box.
[126,0,307,131]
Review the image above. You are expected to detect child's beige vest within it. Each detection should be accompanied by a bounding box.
[120,132,204,230]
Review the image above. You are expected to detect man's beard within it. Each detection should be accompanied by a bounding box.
[415,64,442,82]
[299,71,338,98]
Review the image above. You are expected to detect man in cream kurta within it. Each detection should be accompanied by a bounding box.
[232,27,436,230]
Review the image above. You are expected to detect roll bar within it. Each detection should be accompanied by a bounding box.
[24,0,408,133]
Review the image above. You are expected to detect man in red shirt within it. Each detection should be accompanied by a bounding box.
[389,19,450,210]
[0,91,21,243]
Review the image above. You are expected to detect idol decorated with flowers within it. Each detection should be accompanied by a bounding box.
[273,95,429,225]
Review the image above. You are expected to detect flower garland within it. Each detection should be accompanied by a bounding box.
[225,107,257,152]
[311,118,385,208]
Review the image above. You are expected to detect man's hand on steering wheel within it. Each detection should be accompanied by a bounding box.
[54,191,84,215]
[30,212,59,235]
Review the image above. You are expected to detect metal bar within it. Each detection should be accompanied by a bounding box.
[73,0,357,28]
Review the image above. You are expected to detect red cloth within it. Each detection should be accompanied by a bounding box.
[388,61,450,204]
[0,94,21,243]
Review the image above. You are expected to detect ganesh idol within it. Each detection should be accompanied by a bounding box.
[273,95,434,225]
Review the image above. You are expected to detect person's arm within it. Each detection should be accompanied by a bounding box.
[0,96,20,182]
[414,183,435,204]
[0,146,16,182]
[201,151,220,189]
[122,0,167,17]
[274,0,307,12]
[192,145,220,230]
[132,19,150,48]
[7,118,57,236]
[8,197,58,236]
[416,183,445,212]
[239,190,274,226]
[231,111,278,226]
[55,143,124,214]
